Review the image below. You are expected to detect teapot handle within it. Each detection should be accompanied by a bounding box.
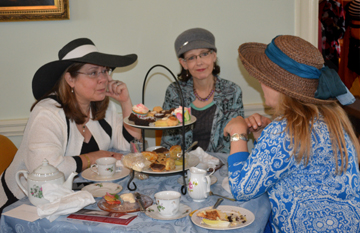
[15,170,29,196]
[205,175,211,193]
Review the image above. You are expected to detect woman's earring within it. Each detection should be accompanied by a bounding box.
[186,70,189,77]
[71,88,74,93]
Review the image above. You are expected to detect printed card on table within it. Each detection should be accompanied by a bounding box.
[67,209,137,225]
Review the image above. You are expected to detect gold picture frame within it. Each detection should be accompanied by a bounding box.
[0,0,69,22]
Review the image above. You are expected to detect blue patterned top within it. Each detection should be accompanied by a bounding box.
[161,76,244,153]
[228,117,360,232]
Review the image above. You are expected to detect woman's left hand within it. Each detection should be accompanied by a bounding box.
[106,80,130,103]
[245,113,272,140]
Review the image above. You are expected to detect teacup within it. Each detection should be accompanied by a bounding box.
[90,157,118,178]
[154,191,181,216]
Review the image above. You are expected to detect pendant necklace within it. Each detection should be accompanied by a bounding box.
[193,77,216,102]
[82,125,86,133]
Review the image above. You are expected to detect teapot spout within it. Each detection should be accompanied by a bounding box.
[63,172,78,190]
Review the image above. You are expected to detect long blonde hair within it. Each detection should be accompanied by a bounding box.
[273,94,360,174]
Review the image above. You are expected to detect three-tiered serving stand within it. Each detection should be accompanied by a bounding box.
[126,64,196,195]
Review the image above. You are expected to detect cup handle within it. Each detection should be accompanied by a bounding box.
[208,166,216,176]
[15,170,28,196]
[205,175,211,193]
[90,164,99,175]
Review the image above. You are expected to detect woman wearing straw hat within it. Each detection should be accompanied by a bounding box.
[161,28,244,153]
[225,35,360,232]
[0,38,141,216]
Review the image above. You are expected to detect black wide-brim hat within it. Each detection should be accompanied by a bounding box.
[32,38,138,100]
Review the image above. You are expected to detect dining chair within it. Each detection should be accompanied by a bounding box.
[155,130,162,146]
[0,135,17,174]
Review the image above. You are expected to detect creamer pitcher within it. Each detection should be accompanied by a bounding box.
[187,167,212,202]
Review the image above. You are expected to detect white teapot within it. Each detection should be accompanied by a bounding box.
[15,159,77,206]
[187,167,214,202]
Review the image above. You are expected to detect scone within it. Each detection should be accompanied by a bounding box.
[169,145,181,160]
[153,106,163,112]
[154,119,168,127]
[141,151,158,162]
[165,158,175,171]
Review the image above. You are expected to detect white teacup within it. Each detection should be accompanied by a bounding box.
[90,157,118,178]
[154,191,181,216]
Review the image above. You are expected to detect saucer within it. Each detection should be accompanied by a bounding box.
[81,166,130,182]
[177,175,217,185]
[81,183,122,197]
[145,203,191,220]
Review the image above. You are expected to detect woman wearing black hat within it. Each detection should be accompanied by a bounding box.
[0,38,141,215]
[161,28,244,154]
[224,35,360,232]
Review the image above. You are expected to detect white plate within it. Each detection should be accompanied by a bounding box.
[222,177,231,194]
[123,115,197,130]
[191,205,255,230]
[141,154,200,175]
[81,183,122,197]
[81,167,130,182]
[145,203,191,220]
[177,175,217,185]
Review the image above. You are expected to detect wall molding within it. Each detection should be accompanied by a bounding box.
[0,104,271,137]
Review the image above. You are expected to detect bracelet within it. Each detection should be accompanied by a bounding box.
[83,154,91,169]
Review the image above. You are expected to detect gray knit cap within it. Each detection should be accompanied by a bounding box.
[174,28,217,57]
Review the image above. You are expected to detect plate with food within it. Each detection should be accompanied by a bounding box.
[81,183,122,198]
[124,104,196,130]
[191,205,255,230]
[98,192,153,213]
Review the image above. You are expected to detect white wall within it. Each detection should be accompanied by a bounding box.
[0,0,296,147]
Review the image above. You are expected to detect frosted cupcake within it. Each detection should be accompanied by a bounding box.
[172,106,191,123]
[132,103,149,117]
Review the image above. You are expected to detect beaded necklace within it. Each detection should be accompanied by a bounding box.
[193,77,216,102]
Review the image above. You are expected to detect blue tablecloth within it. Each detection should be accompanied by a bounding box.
[1,153,271,233]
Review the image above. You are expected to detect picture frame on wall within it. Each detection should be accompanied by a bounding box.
[0,0,69,22]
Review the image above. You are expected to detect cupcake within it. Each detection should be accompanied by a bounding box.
[173,106,191,123]
[132,103,149,117]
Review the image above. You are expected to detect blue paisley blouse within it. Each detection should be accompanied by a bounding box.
[161,76,244,154]
[228,117,360,232]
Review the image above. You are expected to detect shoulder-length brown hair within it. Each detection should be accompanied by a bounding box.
[31,63,109,125]
[177,50,220,82]
[273,94,360,174]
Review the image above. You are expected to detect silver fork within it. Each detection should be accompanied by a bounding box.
[209,191,236,202]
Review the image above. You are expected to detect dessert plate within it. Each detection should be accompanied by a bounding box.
[124,115,196,130]
[141,154,200,175]
[81,167,130,182]
[191,205,255,230]
[145,203,191,220]
[97,193,153,213]
[177,175,217,185]
[81,183,122,197]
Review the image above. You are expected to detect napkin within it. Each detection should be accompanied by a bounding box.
[37,183,95,222]
[189,147,220,169]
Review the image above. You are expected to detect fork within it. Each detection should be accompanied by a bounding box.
[209,191,236,202]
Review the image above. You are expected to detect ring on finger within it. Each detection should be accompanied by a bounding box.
[115,81,121,86]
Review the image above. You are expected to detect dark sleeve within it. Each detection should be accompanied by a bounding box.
[73,156,83,173]
[123,125,134,143]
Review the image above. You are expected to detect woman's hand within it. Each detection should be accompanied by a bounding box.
[223,116,248,137]
[245,113,272,140]
[106,80,131,104]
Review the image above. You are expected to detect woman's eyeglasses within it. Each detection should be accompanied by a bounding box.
[76,67,112,79]
[183,50,213,63]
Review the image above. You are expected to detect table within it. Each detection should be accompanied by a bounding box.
[1,153,271,233]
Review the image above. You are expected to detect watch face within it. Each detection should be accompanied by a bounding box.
[231,133,240,141]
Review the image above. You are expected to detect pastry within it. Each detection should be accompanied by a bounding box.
[147,111,156,117]
[173,106,191,123]
[154,112,165,118]
[169,145,181,160]
[141,151,158,162]
[166,116,178,126]
[154,119,168,127]
[150,163,165,172]
[134,118,150,126]
[132,103,149,116]
[104,192,121,205]
[165,158,176,171]
[153,106,163,112]
[197,209,228,221]
[128,113,139,122]
[120,193,136,203]
[152,147,169,154]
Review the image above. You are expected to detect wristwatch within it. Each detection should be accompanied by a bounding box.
[230,133,248,142]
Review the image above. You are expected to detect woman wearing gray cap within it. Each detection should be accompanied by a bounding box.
[161,28,244,153]
[0,38,141,216]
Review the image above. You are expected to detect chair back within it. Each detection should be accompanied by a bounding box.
[0,135,17,174]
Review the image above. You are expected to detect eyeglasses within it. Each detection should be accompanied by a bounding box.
[183,50,213,63]
[76,67,112,79]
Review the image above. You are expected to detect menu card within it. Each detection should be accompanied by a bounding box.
[67,209,137,225]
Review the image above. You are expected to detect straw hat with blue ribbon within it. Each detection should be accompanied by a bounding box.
[238,35,355,105]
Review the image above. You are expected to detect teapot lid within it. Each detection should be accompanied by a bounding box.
[29,159,64,180]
